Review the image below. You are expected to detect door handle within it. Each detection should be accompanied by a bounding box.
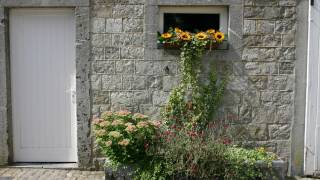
[311,0,314,6]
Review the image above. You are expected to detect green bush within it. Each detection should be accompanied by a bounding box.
[93,111,160,168]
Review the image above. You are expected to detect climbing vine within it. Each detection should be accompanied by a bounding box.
[158,27,227,129]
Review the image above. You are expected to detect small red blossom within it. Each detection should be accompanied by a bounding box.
[144,142,149,150]
[222,138,231,145]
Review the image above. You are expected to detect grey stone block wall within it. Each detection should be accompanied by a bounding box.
[90,0,297,168]
[241,0,296,162]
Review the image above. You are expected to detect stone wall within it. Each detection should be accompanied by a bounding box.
[90,0,297,168]
[241,0,296,162]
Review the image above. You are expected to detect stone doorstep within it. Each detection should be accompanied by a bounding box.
[104,160,287,180]
[4,163,79,170]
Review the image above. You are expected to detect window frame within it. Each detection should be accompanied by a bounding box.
[159,6,228,34]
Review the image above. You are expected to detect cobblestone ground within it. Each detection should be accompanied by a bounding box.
[0,168,104,180]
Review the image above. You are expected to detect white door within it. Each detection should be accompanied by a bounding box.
[10,9,77,162]
[305,0,320,175]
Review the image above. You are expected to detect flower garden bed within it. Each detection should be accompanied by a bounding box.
[104,160,287,180]
[93,28,285,180]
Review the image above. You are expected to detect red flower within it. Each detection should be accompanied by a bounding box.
[223,138,231,145]
[144,142,149,150]
[223,124,230,129]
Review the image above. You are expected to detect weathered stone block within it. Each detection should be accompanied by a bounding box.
[123,18,143,32]
[244,62,278,75]
[244,0,254,5]
[92,90,110,104]
[133,91,150,104]
[252,105,276,124]
[242,48,277,61]
[139,104,161,120]
[223,90,241,105]
[102,75,122,90]
[135,61,154,75]
[279,0,296,6]
[226,76,248,91]
[91,5,112,18]
[122,75,147,90]
[257,20,275,34]
[92,34,112,47]
[92,47,105,60]
[244,7,281,19]
[279,91,294,104]
[276,104,293,123]
[148,76,163,89]
[163,76,180,91]
[112,5,144,18]
[105,47,120,59]
[282,33,295,46]
[268,75,294,90]
[247,124,268,141]
[239,103,252,123]
[248,76,268,90]
[115,60,134,74]
[153,61,178,75]
[254,0,279,6]
[279,62,294,74]
[152,91,169,106]
[91,18,105,33]
[269,124,291,140]
[278,47,295,61]
[243,90,260,107]
[92,61,115,74]
[262,35,281,46]
[275,20,296,34]
[90,75,102,90]
[120,47,144,59]
[261,91,280,103]
[281,7,296,18]
[276,140,291,161]
[111,92,133,105]
[243,20,256,34]
[105,18,122,33]
[243,35,262,47]
[112,33,144,47]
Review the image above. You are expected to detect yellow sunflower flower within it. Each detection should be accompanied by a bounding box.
[179,32,192,41]
[175,27,183,34]
[214,32,225,42]
[195,32,208,40]
[206,29,216,34]
[161,32,173,39]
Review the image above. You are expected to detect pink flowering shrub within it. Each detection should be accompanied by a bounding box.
[93,110,162,166]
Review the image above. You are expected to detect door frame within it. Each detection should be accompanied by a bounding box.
[0,0,91,168]
[304,0,320,176]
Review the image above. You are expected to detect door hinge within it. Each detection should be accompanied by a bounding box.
[311,0,314,6]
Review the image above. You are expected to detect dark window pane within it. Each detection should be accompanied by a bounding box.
[163,13,220,32]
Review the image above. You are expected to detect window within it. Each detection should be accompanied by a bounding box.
[159,6,228,34]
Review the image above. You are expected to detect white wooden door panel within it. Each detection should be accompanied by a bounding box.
[10,9,77,162]
[306,0,320,175]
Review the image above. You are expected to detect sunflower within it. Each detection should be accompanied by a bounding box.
[161,32,173,39]
[206,29,215,34]
[179,32,192,41]
[214,32,225,42]
[175,27,183,34]
[195,32,208,40]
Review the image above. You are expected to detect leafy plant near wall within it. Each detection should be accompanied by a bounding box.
[93,27,278,180]
[159,27,226,129]
[92,111,161,168]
